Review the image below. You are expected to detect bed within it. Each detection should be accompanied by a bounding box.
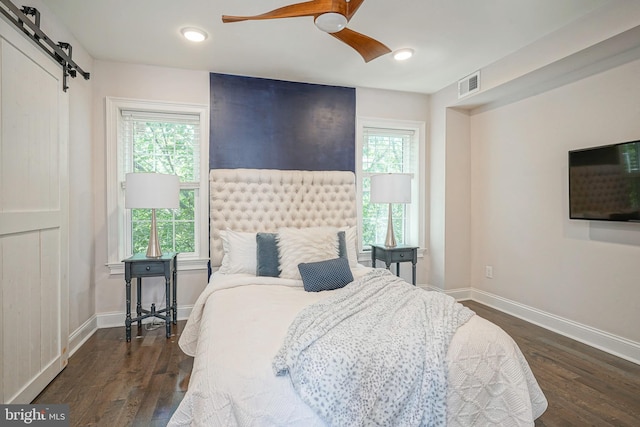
[168,168,547,427]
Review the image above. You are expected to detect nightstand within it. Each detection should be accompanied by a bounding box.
[370,244,418,285]
[122,252,177,342]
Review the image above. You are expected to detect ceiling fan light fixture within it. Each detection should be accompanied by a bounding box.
[181,27,208,42]
[393,48,414,61]
[314,12,348,33]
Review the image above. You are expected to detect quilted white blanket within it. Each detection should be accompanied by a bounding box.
[169,269,547,427]
[273,269,473,427]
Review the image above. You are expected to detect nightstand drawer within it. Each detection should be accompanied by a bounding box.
[130,262,165,277]
[387,249,415,263]
[370,244,418,285]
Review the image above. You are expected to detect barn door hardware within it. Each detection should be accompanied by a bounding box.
[0,0,90,91]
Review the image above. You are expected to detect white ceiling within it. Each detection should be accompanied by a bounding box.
[40,0,609,94]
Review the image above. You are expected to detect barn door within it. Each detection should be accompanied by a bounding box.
[0,18,69,403]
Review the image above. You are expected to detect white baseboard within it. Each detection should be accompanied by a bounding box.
[67,306,193,359]
[68,315,98,357]
[421,284,472,301]
[69,306,193,357]
[96,306,193,329]
[425,284,640,366]
[470,289,640,366]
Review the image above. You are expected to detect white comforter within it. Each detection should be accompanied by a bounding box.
[274,269,474,427]
[169,268,547,427]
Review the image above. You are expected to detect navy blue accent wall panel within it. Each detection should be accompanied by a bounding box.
[210,73,355,172]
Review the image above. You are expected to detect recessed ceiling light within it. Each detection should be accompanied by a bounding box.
[393,48,414,61]
[181,27,208,42]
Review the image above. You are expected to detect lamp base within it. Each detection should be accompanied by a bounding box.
[384,203,397,248]
[146,209,162,258]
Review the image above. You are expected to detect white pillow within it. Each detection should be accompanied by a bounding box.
[340,226,358,267]
[218,228,257,275]
[277,226,340,280]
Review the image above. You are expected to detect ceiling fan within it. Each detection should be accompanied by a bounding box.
[222,0,391,63]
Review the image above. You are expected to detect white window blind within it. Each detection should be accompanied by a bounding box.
[362,127,416,175]
[120,109,201,257]
[361,126,418,249]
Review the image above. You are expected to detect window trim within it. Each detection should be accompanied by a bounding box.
[105,97,210,274]
[356,116,426,258]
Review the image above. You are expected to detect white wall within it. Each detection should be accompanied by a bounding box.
[470,58,640,343]
[444,108,471,291]
[356,87,430,285]
[67,58,94,337]
[28,0,95,342]
[429,3,640,361]
[428,87,451,290]
[92,61,210,322]
[356,87,429,122]
[429,87,473,292]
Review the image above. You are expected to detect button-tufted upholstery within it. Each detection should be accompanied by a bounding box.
[570,164,631,217]
[210,169,357,267]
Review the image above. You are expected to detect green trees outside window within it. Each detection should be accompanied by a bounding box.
[361,128,415,248]
[127,117,199,255]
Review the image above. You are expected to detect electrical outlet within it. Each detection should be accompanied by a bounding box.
[485,265,493,279]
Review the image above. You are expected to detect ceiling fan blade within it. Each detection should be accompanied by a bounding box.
[222,0,335,23]
[345,0,366,20]
[330,27,391,62]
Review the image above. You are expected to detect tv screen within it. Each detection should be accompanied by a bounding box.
[569,140,640,221]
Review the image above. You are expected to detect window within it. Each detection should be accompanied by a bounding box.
[357,118,424,252]
[621,142,640,172]
[106,98,209,272]
[123,111,199,255]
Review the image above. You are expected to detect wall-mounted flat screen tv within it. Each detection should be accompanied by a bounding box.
[569,140,640,221]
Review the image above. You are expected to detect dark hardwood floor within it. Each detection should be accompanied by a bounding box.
[33,321,193,426]
[463,301,640,427]
[33,302,640,426]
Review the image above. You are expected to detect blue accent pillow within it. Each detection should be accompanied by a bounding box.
[298,257,354,292]
[337,230,348,259]
[256,232,280,277]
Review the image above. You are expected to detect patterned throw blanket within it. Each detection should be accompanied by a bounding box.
[273,269,474,427]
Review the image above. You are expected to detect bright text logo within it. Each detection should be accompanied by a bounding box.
[1,405,69,426]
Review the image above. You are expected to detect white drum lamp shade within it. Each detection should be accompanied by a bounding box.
[125,173,180,257]
[370,173,412,247]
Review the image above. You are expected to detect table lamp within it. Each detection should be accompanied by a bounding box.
[125,173,180,258]
[370,173,412,248]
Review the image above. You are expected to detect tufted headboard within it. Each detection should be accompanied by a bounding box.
[209,169,357,267]
[570,164,631,217]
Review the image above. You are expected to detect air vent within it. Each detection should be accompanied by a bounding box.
[458,71,480,99]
